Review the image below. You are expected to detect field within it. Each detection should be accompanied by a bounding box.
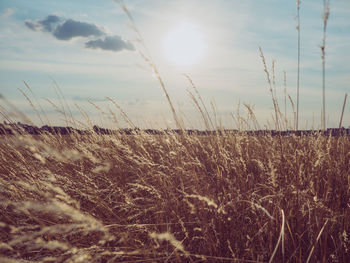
[0,129,349,262]
[1,1,350,262]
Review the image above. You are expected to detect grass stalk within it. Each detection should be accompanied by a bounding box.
[268,209,285,263]
[321,0,330,130]
[296,0,301,131]
[184,74,215,131]
[115,0,182,130]
[283,71,287,126]
[339,93,347,129]
[259,47,280,131]
[305,219,329,263]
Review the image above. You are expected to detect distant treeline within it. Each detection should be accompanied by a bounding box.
[0,122,349,136]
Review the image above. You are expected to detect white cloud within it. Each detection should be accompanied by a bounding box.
[0,8,14,19]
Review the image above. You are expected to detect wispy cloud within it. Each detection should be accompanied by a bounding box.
[0,8,14,18]
[72,96,107,102]
[85,35,134,52]
[25,15,60,32]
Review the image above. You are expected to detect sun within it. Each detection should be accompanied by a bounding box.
[162,22,206,67]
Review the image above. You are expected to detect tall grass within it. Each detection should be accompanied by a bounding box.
[321,0,330,130]
[115,0,183,130]
[0,127,349,262]
[296,0,301,131]
[0,1,349,263]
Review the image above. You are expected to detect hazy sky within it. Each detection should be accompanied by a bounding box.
[0,0,349,129]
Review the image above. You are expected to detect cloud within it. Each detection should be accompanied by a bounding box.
[73,96,107,102]
[24,15,133,53]
[25,15,60,32]
[41,15,61,31]
[85,35,134,52]
[125,99,149,106]
[53,19,104,40]
[0,8,14,18]
[24,20,40,31]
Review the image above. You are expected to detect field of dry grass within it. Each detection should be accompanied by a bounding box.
[1,1,349,262]
[0,130,349,262]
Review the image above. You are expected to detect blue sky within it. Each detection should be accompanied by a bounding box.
[0,0,349,129]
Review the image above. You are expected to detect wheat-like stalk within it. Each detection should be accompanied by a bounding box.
[321,0,330,130]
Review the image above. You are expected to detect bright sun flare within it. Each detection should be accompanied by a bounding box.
[163,22,206,66]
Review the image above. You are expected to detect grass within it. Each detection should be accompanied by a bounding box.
[296,0,301,131]
[0,130,349,262]
[1,1,349,262]
[321,0,331,130]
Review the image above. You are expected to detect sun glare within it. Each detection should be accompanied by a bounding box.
[163,22,206,67]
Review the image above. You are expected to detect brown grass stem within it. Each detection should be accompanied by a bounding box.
[296,0,301,131]
[321,0,330,130]
[339,93,347,129]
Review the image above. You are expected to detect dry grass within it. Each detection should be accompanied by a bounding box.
[1,1,349,262]
[0,130,349,262]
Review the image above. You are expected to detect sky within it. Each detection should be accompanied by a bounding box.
[0,0,349,130]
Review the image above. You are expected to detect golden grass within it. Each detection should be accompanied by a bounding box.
[1,2,349,262]
[0,131,349,262]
